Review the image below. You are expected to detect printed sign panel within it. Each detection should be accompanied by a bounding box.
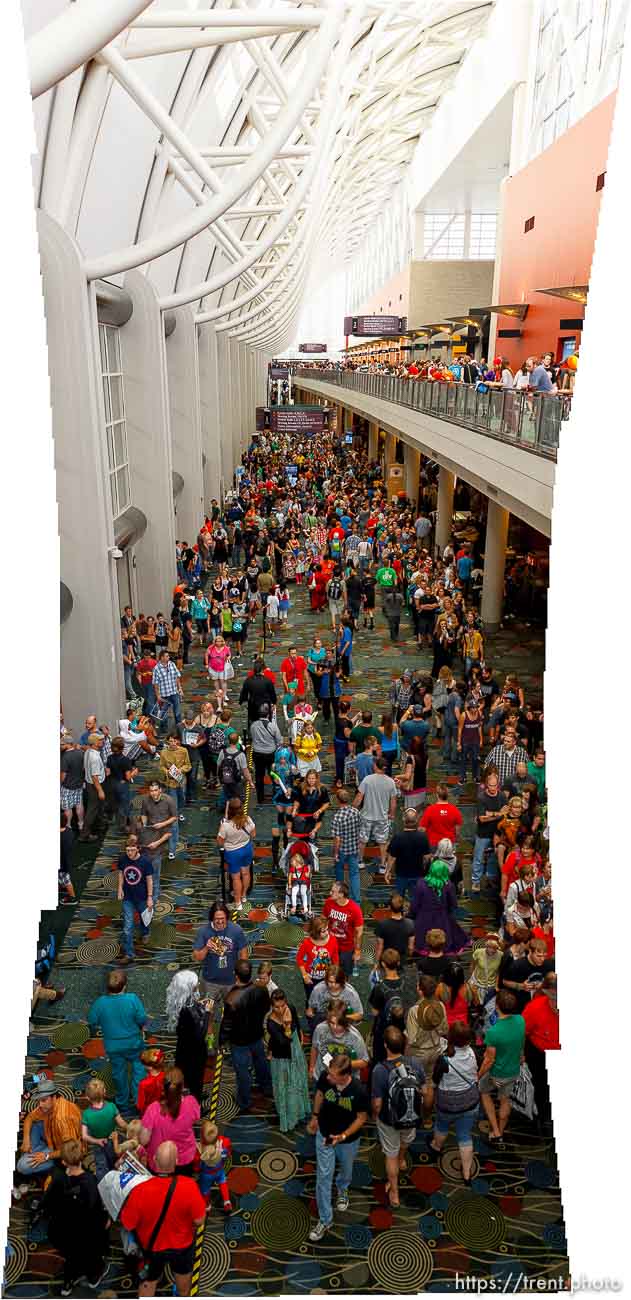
[269,366,289,378]
[343,315,407,337]
[270,407,329,433]
[299,343,327,353]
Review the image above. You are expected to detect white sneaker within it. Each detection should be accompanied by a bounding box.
[336,1190,350,1212]
[168,852,175,860]
[179,814,185,822]
[309,1220,329,1242]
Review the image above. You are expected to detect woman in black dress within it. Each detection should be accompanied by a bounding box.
[166,970,210,1101]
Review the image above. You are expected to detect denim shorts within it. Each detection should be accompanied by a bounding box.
[224,842,253,874]
[435,1105,478,1143]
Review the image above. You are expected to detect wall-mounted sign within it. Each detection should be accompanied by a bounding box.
[343,315,407,337]
[269,366,289,378]
[299,343,327,353]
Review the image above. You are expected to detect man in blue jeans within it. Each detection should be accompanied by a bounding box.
[116,836,154,962]
[471,769,504,892]
[88,970,147,1108]
[221,960,272,1111]
[152,650,183,731]
[307,1055,369,1241]
[331,791,362,902]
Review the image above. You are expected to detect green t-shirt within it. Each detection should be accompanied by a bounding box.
[350,724,379,747]
[527,761,546,800]
[375,566,396,587]
[485,1015,525,1078]
[82,1100,119,1139]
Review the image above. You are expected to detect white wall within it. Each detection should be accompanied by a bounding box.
[166,306,205,543]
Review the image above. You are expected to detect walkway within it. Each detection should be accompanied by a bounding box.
[5,585,568,1296]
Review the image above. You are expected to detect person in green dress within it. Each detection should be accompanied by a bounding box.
[264,989,311,1133]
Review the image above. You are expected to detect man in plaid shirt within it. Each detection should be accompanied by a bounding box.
[152,651,183,729]
[331,790,362,904]
[485,733,530,790]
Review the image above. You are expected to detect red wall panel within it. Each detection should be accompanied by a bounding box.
[496,93,616,367]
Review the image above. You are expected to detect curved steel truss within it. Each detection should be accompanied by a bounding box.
[30,0,496,350]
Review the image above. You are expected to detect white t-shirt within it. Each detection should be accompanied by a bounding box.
[219,816,255,850]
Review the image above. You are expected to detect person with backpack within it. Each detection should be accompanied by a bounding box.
[326,569,345,633]
[372,1026,430,1209]
[426,1022,480,1186]
[368,948,407,1064]
[215,730,254,814]
[40,1137,110,1295]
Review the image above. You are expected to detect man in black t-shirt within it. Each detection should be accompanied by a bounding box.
[386,809,430,896]
[472,770,505,892]
[374,895,415,964]
[479,666,500,717]
[307,1055,369,1240]
[499,938,554,1013]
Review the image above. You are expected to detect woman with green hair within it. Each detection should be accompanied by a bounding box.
[410,854,471,958]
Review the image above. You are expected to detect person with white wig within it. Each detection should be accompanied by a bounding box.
[166,971,210,1103]
[433,837,462,895]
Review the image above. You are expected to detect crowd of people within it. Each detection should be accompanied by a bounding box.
[288,348,577,393]
[24,417,559,1296]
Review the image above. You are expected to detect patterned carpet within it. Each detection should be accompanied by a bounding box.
[4,585,569,1296]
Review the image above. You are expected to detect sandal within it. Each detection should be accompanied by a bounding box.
[385,1183,400,1208]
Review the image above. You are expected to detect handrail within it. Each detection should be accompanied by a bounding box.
[291,368,569,459]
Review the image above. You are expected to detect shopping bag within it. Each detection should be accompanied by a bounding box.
[511,1062,537,1121]
[224,660,235,680]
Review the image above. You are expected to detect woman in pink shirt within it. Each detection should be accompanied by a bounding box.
[140,1067,200,1175]
[205,635,232,706]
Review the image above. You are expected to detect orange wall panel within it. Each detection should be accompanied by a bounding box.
[496,94,616,366]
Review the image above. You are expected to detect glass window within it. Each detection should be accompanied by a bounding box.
[423,213,465,258]
[469,213,497,259]
[99,322,130,520]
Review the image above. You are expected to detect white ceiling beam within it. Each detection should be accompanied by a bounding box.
[29,0,152,98]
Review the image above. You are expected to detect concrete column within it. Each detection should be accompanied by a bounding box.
[122,270,176,615]
[481,501,509,632]
[436,466,456,552]
[198,324,222,510]
[404,443,421,506]
[385,431,397,466]
[217,334,235,491]
[38,211,124,736]
[368,422,378,460]
[166,306,204,543]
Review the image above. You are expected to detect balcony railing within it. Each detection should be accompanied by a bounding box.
[292,368,570,458]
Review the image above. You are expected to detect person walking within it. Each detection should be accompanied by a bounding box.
[478,989,526,1144]
[119,1140,207,1297]
[40,1138,110,1295]
[158,733,191,851]
[80,733,107,843]
[88,970,147,1109]
[166,970,210,1102]
[152,650,184,731]
[250,704,284,803]
[264,988,311,1133]
[137,779,177,897]
[426,1022,480,1186]
[217,798,255,911]
[117,835,154,963]
[140,1069,201,1176]
[221,959,273,1112]
[372,1026,429,1208]
[331,789,363,903]
[354,758,398,875]
[307,1054,369,1241]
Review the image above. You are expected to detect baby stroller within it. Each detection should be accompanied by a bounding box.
[279,821,318,919]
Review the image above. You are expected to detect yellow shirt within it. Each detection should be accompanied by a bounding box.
[294,732,322,761]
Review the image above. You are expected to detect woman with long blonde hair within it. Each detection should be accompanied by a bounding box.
[217,797,256,910]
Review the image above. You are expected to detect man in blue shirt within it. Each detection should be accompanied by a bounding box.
[117,838,154,962]
[88,970,147,1108]
[193,902,248,1007]
[456,547,473,596]
[529,358,553,393]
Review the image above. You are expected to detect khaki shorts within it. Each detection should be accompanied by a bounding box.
[359,816,390,845]
[479,1073,517,1099]
[376,1118,415,1157]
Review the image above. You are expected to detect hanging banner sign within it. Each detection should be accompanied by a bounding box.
[271,406,330,433]
[269,366,289,378]
[299,343,327,353]
[343,315,407,337]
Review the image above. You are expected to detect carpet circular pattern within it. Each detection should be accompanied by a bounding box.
[215,1087,241,1124]
[257,1149,299,1183]
[251,1191,310,1250]
[341,1261,370,1289]
[445,1193,506,1250]
[76,938,121,964]
[99,871,119,891]
[367,1230,433,1292]
[197,1232,231,1292]
[146,921,180,948]
[49,1021,90,1050]
[439,1148,480,1182]
[4,1237,29,1286]
[263,921,305,948]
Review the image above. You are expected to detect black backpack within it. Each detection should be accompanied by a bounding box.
[329,579,342,601]
[384,1060,423,1130]
[218,752,240,785]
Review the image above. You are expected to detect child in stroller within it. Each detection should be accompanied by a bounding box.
[281,840,315,919]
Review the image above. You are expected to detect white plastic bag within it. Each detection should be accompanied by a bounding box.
[511,1062,537,1121]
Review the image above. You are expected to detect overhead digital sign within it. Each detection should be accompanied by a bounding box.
[343,315,407,337]
[299,343,327,353]
[268,366,289,378]
[255,406,330,433]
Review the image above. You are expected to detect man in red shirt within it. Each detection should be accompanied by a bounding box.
[120,1140,207,1296]
[280,646,308,695]
[323,881,364,977]
[420,783,463,847]
[522,973,559,1130]
[136,653,158,713]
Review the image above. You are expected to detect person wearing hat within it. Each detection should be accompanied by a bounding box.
[17,1079,82,1178]
[79,732,107,842]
